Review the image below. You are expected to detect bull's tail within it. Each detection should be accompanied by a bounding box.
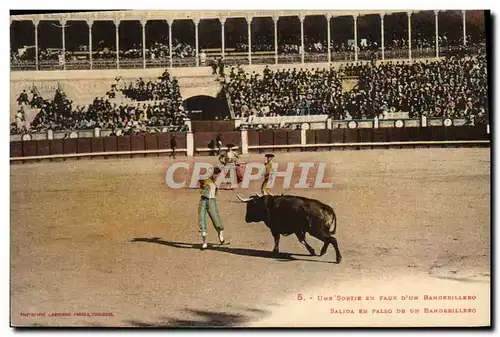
[329,212,337,235]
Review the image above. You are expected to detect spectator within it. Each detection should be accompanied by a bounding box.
[216,133,223,155]
[211,59,217,75]
[217,58,225,76]
[170,134,177,159]
[17,90,29,105]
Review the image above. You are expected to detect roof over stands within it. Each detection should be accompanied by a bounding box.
[10,9,426,23]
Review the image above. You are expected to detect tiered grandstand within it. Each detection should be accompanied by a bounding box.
[10,10,488,139]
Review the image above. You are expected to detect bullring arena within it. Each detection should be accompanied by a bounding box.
[11,147,490,327]
[10,9,490,327]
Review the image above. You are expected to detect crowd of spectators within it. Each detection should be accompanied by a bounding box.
[225,53,488,124]
[117,41,196,60]
[11,44,488,136]
[12,32,485,64]
[10,40,197,63]
[120,70,182,102]
[226,65,344,118]
[11,47,61,62]
[355,54,488,120]
[11,70,188,135]
[209,34,484,59]
[11,54,489,136]
[297,34,484,55]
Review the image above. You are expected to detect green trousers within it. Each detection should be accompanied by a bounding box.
[199,197,224,234]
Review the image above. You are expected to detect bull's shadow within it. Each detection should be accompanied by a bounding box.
[130,237,336,264]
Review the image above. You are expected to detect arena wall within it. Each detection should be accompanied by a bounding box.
[10,125,490,162]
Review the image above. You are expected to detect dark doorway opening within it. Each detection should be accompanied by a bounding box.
[183,93,230,120]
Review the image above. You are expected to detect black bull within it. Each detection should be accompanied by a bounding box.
[237,194,342,263]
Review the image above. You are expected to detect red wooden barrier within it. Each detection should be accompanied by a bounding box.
[104,136,118,151]
[157,133,171,150]
[399,128,411,142]
[430,127,447,141]
[49,139,64,155]
[287,130,301,145]
[358,128,372,143]
[157,132,187,156]
[418,127,433,142]
[117,136,131,151]
[157,133,171,157]
[387,128,404,142]
[191,120,234,132]
[104,137,118,157]
[63,139,77,155]
[9,126,491,160]
[271,130,287,153]
[446,127,470,141]
[259,130,274,145]
[221,131,241,147]
[172,132,187,149]
[257,130,274,154]
[194,132,217,150]
[91,138,104,153]
[77,138,92,154]
[315,129,330,144]
[344,129,357,143]
[330,129,344,143]
[117,135,131,158]
[130,135,145,158]
[131,135,145,151]
[468,126,489,140]
[10,141,23,158]
[193,131,240,150]
[247,130,260,147]
[145,134,158,150]
[372,128,388,143]
[406,127,421,141]
[36,140,51,156]
[23,141,37,157]
[306,130,316,144]
[273,130,288,145]
[144,134,158,157]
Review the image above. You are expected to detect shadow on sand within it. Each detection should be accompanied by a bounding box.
[130,237,337,264]
[123,308,268,327]
[433,275,490,284]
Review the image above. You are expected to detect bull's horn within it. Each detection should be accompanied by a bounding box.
[256,193,263,197]
[236,194,251,202]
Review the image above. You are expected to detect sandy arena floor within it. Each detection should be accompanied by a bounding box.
[10,148,491,327]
